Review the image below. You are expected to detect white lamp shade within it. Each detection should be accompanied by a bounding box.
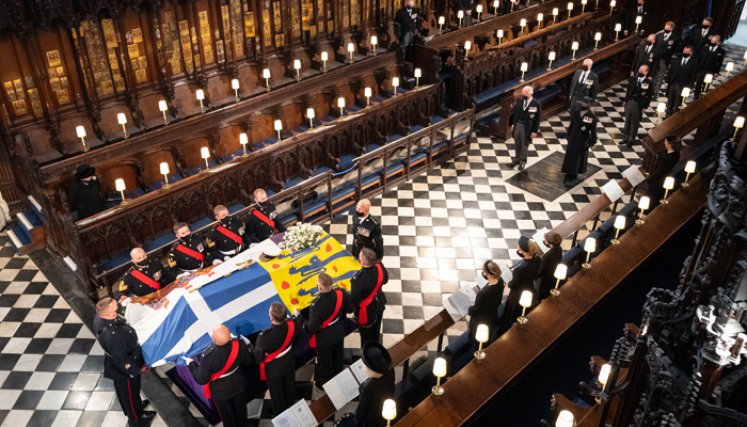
[703,73,713,84]
[493,0,499,8]
[371,35,378,45]
[538,13,544,21]
[464,40,472,51]
[635,15,642,24]
[681,87,691,97]
[337,97,346,108]
[656,102,666,114]
[457,10,464,18]
[438,16,445,25]
[347,42,355,52]
[306,108,315,119]
[231,78,240,90]
[476,4,483,13]
[392,77,400,87]
[520,18,527,27]
[726,62,734,71]
[382,399,397,421]
[567,2,574,11]
[581,0,587,4]
[114,178,126,192]
[594,32,602,41]
[475,324,490,343]
[274,119,283,131]
[320,51,329,61]
[613,215,626,230]
[684,160,696,174]
[520,62,528,72]
[584,237,596,253]
[75,125,86,138]
[614,23,622,31]
[549,51,556,61]
[159,162,170,175]
[638,196,650,210]
[552,7,559,15]
[743,50,747,60]
[555,410,575,427]
[239,132,248,145]
[293,59,302,70]
[414,68,422,78]
[158,100,168,111]
[262,68,271,79]
[610,0,616,7]
[519,290,533,308]
[200,147,210,159]
[663,176,675,190]
[433,357,447,377]
[195,89,205,100]
[117,113,127,125]
[735,116,745,128]
[364,87,372,97]
[571,41,579,50]
[553,263,568,280]
[598,363,611,386]
[497,29,504,38]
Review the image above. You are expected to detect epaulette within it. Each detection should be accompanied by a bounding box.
[167,257,177,268]
[201,344,216,357]
[117,280,128,293]
[206,237,216,248]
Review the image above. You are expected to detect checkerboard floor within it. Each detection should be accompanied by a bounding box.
[0,43,743,427]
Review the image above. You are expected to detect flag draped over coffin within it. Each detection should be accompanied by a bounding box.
[125,233,360,366]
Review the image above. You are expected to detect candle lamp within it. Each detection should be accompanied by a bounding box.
[195,89,205,113]
[158,100,169,125]
[497,29,504,45]
[682,160,696,188]
[117,113,128,139]
[548,51,556,70]
[75,125,88,152]
[552,7,559,23]
[320,51,329,73]
[239,132,249,157]
[594,32,602,50]
[571,41,579,60]
[581,0,587,13]
[159,162,171,189]
[635,196,650,225]
[555,410,575,427]
[493,0,500,15]
[476,4,483,21]
[582,236,596,270]
[614,23,621,41]
[635,15,642,33]
[382,399,396,427]
[726,61,734,78]
[200,147,210,170]
[520,18,527,35]
[364,87,372,106]
[464,40,472,58]
[550,263,567,296]
[432,357,447,395]
[347,42,356,63]
[370,36,378,55]
[680,86,690,109]
[517,290,533,324]
[337,96,346,116]
[734,116,745,139]
[596,364,611,403]
[510,0,515,12]
[414,68,422,87]
[703,73,713,93]
[262,68,271,92]
[743,50,747,65]
[115,178,127,205]
[274,119,283,140]
[306,108,315,129]
[611,215,626,245]
[392,77,400,96]
[609,0,616,14]
[567,2,574,19]
[537,13,544,29]
[231,78,240,104]
[656,102,666,123]
[660,176,675,204]
[519,62,528,83]
[474,324,489,360]
[438,16,445,33]
[293,59,302,81]
[457,10,464,27]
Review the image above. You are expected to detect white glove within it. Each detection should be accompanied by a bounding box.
[121,298,132,307]
[240,335,251,346]
[181,356,193,364]
[212,259,223,266]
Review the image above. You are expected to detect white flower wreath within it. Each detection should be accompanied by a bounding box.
[282,222,325,252]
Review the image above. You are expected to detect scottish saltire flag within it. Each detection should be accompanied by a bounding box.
[125,233,360,366]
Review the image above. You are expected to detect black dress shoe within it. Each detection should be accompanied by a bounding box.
[129,411,156,427]
[508,160,519,167]
[518,163,526,171]
[564,174,577,181]
[142,399,150,408]
[617,140,628,145]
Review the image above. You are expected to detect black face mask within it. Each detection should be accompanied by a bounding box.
[664,29,671,34]
[481,272,489,280]
[638,72,646,78]
[702,25,710,30]
[522,95,528,101]
[356,210,365,216]
[645,40,653,46]
[583,65,591,71]
[682,53,691,58]
[710,42,718,47]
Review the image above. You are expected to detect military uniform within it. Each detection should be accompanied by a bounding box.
[350,263,389,346]
[115,258,174,300]
[167,234,208,275]
[189,338,253,427]
[207,217,246,260]
[245,202,284,244]
[621,75,654,145]
[351,213,384,259]
[254,318,299,415]
[305,288,353,385]
[93,314,149,424]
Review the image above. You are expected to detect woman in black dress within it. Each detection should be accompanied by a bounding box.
[468,260,504,350]
[646,134,682,207]
[499,236,542,334]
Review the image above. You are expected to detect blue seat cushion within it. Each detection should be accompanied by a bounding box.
[283,176,305,190]
[383,161,405,176]
[364,144,381,153]
[387,134,404,143]
[144,231,175,252]
[410,124,425,133]
[409,152,428,163]
[97,251,131,273]
[312,166,333,176]
[338,154,356,171]
[227,203,246,214]
[430,115,445,124]
[189,216,213,232]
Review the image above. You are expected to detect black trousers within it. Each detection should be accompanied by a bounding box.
[316,340,344,384]
[213,392,248,427]
[358,311,383,347]
[112,375,144,423]
[268,373,296,415]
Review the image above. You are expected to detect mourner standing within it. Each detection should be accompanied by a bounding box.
[207,204,246,262]
[468,261,504,350]
[254,302,299,415]
[72,164,106,220]
[665,46,698,117]
[245,188,284,244]
[687,17,714,55]
[498,237,542,334]
[508,86,542,171]
[354,342,396,427]
[568,59,598,115]
[115,247,174,300]
[694,35,725,98]
[621,65,654,146]
[351,198,384,260]
[645,134,682,208]
[351,247,389,346]
[167,222,209,277]
[653,21,680,94]
[562,100,598,181]
[395,0,423,60]
[94,298,155,426]
[188,325,253,427]
[305,273,353,386]
[630,34,660,79]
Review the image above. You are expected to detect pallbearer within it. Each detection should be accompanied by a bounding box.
[245,188,284,244]
[115,247,174,299]
[207,204,246,261]
[351,198,384,260]
[254,302,299,415]
[167,222,209,276]
[351,248,389,346]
